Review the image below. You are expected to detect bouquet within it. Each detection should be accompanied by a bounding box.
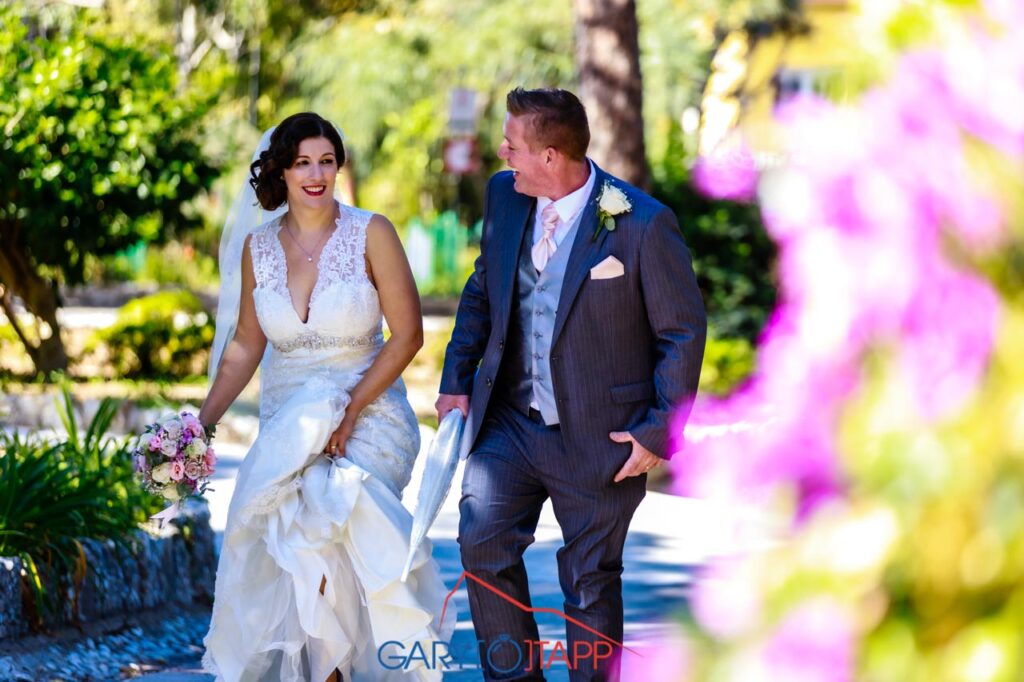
[133,411,216,523]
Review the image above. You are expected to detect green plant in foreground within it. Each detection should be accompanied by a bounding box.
[0,388,161,629]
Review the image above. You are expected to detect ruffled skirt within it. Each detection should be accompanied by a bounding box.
[202,374,455,681]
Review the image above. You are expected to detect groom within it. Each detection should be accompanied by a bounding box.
[437,88,706,681]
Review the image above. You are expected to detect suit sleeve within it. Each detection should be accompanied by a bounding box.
[629,207,707,459]
[438,177,496,395]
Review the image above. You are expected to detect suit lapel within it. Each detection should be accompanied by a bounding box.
[551,165,607,347]
[492,185,534,329]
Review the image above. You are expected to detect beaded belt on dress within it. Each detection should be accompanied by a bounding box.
[271,331,384,353]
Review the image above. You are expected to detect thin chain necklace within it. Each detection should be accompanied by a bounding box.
[284,215,334,264]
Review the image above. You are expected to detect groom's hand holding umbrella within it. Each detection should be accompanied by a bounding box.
[436,393,469,421]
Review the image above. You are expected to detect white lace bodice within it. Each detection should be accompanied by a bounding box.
[248,203,393,424]
[249,203,382,352]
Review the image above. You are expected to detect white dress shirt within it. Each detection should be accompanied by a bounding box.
[532,160,596,250]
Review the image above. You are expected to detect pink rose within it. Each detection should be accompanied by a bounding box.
[184,461,203,481]
[147,434,163,452]
[202,448,216,477]
[181,413,205,438]
[170,460,185,482]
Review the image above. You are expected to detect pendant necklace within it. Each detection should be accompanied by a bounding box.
[285,217,332,263]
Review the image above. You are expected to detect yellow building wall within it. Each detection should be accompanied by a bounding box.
[699,1,861,161]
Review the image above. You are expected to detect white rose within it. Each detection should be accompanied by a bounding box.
[598,184,631,215]
[160,440,178,458]
[152,462,173,484]
[185,439,207,459]
[162,486,182,501]
[163,419,183,441]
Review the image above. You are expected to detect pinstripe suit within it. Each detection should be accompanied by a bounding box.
[441,165,706,681]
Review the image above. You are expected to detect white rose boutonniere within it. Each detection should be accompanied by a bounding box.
[594,182,632,241]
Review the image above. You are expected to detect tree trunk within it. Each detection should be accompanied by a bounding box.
[176,1,197,93]
[248,26,261,127]
[572,0,649,190]
[0,227,69,375]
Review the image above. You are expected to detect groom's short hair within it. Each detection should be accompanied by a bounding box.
[506,88,590,161]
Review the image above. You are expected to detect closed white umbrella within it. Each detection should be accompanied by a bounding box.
[402,409,465,582]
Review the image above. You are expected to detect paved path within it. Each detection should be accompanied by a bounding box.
[3,306,771,679]
[129,425,769,681]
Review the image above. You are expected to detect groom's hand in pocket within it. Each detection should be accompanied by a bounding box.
[610,431,662,483]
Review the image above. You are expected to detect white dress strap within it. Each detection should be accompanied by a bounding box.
[321,204,374,288]
[248,218,286,292]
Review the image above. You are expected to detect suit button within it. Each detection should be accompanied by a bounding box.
[498,341,504,350]
[486,377,493,388]
[551,355,559,361]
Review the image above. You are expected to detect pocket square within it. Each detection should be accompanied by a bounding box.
[590,256,625,280]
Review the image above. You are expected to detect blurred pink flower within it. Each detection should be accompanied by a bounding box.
[675,304,853,515]
[984,0,1024,25]
[147,434,163,452]
[618,631,691,682]
[691,559,762,640]
[759,599,854,682]
[940,36,1024,157]
[692,143,758,202]
[675,33,1005,516]
[204,450,217,473]
[899,265,1000,419]
[170,460,185,482]
[181,412,205,438]
[184,460,203,481]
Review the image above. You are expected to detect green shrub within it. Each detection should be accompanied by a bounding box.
[0,388,162,627]
[699,332,756,396]
[98,241,219,292]
[650,121,778,343]
[90,290,214,380]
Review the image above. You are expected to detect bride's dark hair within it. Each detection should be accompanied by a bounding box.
[250,112,346,210]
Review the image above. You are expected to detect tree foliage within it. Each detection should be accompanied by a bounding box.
[0,3,218,372]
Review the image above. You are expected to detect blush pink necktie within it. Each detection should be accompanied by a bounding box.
[532,203,560,272]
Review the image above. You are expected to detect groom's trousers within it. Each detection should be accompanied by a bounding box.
[458,400,646,682]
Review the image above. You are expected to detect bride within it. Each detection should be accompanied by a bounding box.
[198,112,454,681]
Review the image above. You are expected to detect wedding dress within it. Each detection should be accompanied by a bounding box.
[202,203,454,681]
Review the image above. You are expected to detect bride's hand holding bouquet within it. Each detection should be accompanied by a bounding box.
[133,412,217,522]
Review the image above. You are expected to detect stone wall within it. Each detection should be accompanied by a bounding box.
[0,501,216,642]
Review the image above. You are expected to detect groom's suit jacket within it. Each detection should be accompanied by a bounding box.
[440,164,707,461]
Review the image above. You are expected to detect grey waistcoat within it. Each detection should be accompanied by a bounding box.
[495,209,583,425]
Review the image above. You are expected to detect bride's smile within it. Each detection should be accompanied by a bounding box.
[283,136,338,210]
